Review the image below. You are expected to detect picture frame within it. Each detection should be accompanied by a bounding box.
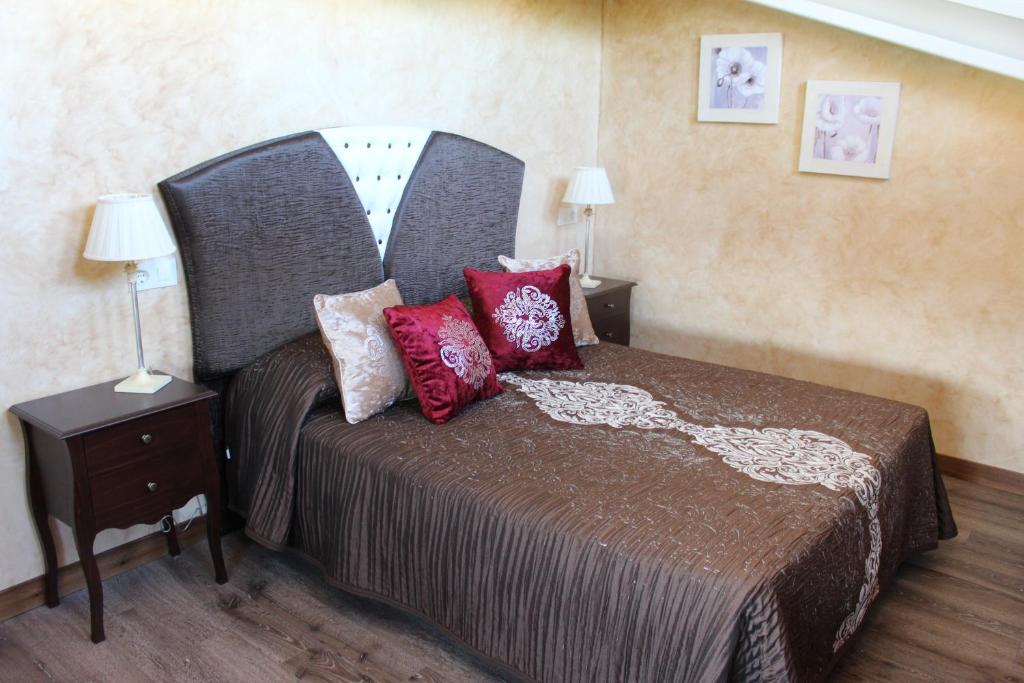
[798,80,902,179]
[697,32,783,124]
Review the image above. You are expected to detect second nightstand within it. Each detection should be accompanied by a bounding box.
[583,277,637,346]
[10,375,228,643]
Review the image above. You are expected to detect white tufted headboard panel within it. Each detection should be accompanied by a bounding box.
[318,126,431,257]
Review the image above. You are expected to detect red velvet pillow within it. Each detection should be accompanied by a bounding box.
[383,294,503,424]
[464,265,584,373]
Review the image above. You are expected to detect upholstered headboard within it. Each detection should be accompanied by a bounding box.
[159,127,525,383]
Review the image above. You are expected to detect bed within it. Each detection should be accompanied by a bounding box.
[158,126,956,682]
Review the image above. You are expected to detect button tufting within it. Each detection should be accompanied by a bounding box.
[317,126,431,260]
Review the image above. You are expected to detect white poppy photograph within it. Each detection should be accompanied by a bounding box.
[698,33,783,124]
[711,46,768,109]
[799,81,902,179]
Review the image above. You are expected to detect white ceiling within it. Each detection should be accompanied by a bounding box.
[745,0,1024,80]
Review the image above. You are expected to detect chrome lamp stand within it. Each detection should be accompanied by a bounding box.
[579,204,602,289]
[114,262,171,394]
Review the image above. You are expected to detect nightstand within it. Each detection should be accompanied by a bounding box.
[584,277,637,346]
[10,375,228,643]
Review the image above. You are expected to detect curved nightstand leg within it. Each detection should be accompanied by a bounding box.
[73,527,104,643]
[22,422,59,608]
[27,460,59,607]
[165,514,181,557]
[204,490,228,584]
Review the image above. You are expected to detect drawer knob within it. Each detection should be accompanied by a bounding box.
[140,433,152,445]
[604,302,615,309]
[604,331,614,338]
[146,482,158,493]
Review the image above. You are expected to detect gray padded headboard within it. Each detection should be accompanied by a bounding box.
[159,126,525,382]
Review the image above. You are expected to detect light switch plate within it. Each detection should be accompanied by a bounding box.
[135,254,178,291]
[557,206,579,226]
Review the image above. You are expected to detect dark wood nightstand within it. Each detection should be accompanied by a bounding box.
[583,277,637,346]
[9,375,228,643]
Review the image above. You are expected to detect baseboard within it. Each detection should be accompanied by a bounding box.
[0,518,208,623]
[937,453,1024,496]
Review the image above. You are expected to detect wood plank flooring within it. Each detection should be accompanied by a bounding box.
[0,475,1020,682]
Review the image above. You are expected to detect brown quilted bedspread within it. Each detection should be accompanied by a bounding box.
[227,338,955,682]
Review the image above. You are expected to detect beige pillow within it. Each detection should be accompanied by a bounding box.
[314,279,409,423]
[498,249,599,346]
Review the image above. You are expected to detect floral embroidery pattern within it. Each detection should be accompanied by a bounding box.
[437,315,492,390]
[363,319,387,363]
[502,374,881,651]
[492,285,565,352]
[497,250,598,346]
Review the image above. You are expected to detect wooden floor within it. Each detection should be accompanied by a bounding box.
[0,475,1020,682]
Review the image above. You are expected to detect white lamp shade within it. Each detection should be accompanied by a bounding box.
[83,193,177,262]
[562,166,615,205]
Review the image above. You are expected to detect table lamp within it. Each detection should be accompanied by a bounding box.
[562,166,615,288]
[83,193,177,393]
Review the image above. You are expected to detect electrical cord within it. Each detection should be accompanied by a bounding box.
[159,495,208,535]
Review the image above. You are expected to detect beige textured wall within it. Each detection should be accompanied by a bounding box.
[2,0,1019,595]
[0,0,602,588]
[597,0,1024,474]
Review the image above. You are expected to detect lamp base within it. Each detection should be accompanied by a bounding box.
[579,274,602,289]
[115,369,172,394]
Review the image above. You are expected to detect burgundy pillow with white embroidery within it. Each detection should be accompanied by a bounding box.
[383,294,503,425]
[464,265,584,373]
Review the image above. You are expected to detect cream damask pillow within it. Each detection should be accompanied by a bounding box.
[498,249,599,346]
[314,279,409,424]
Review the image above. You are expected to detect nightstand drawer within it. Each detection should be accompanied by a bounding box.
[82,405,195,475]
[587,288,631,323]
[89,449,203,528]
[593,314,630,346]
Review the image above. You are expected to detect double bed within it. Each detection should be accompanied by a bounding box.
[159,127,956,682]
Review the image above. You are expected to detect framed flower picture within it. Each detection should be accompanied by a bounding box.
[799,80,901,179]
[697,33,783,124]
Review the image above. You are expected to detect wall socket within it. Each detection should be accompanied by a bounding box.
[135,254,178,291]
[557,206,579,226]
